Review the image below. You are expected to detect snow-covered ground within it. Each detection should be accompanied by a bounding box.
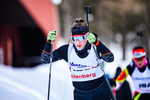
[0,60,74,100]
[0,39,135,100]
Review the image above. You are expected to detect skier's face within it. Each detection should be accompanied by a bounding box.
[73,38,87,50]
[133,56,146,68]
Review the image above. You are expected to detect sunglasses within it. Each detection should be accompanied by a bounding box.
[71,35,86,42]
[133,56,145,62]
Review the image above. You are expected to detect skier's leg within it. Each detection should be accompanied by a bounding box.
[74,89,92,100]
[91,82,111,100]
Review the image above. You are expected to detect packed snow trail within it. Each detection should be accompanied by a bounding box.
[0,60,74,100]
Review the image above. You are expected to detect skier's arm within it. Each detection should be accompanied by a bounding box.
[86,32,114,62]
[41,30,56,63]
[95,41,114,62]
[41,41,69,63]
[41,30,68,63]
[41,40,51,63]
[114,65,132,90]
[115,67,129,83]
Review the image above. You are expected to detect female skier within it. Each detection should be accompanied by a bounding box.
[41,18,114,100]
[114,46,150,100]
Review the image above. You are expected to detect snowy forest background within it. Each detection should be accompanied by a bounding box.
[59,0,150,59]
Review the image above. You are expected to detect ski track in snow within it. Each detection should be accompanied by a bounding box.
[0,60,74,100]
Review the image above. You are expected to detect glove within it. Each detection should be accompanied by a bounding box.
[115,81,122,90]
[47,30,57,41]
[85,32,96,43]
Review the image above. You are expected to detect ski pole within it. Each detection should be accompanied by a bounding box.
[92,45,116,100]
[137,31,143,46]
[47,41,54,100]
[84,6,116,100]
[84,6,91,31]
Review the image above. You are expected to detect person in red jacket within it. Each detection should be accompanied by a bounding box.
[41,18,114,100]
[114,46,150,100]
